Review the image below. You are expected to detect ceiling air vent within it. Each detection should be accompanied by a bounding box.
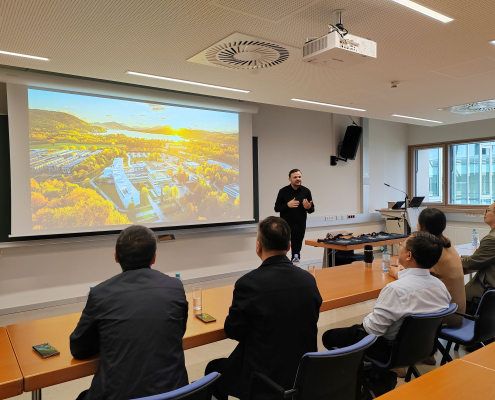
[188,32,297,70]
[447,100,495,114]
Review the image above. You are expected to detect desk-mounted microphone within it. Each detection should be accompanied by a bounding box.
[384,183,409,210]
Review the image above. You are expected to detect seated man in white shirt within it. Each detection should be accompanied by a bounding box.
[322,231,451,363]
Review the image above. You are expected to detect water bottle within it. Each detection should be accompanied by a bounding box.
[471,229,480,247]
[292,254,301,268]
[175,273,183,282]
[382,246,390,272]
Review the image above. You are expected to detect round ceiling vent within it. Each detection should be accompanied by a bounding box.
[205,41,289,70]
[188,33,297,71]
[449,100,495,114]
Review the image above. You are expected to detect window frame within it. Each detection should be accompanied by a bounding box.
[408,136,495,214]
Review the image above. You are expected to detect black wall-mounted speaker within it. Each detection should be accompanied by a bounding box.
[339,125,363,160]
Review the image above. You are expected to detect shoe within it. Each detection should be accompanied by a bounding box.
[422,355,436,365]
[391,367,407,378]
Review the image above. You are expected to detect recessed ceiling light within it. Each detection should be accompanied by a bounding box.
[490,40,495,45]
[126,71,250,93]
[291,98,366,112]
[390,0,453,23]
[391,114,443,123]
[0,50,49,61]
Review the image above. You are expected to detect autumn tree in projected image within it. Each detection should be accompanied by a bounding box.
[28,88,240,231]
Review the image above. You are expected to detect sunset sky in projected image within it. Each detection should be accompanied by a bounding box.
[28,88,239,133]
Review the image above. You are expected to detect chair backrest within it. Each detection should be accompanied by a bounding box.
[388,303,457,369]
[474,290,495,343]
[130,373,220,400]
[293,334,376,400]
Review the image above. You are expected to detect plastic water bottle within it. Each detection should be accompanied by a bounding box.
[292,254,301,268]
[471,229,480,247]
[175,273,183,282]
[382,246,390,272]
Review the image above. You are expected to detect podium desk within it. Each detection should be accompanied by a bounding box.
[377,359,495,400]
[305,237,405,268]
[7,261,393,397]
[0,327,23,399]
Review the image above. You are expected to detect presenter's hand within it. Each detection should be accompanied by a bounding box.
[288,198,300,208]
[303,199,313,210]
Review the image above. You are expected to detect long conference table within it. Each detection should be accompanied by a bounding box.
[378,342,495,399]
[0,328,23,399]
[4,260,394,398]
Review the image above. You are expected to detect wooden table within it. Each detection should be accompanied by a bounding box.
[377,359,495,399]
[6,261,393,397]
[0,328,23,400]
[306,237,405,267]
[462,341,495,371]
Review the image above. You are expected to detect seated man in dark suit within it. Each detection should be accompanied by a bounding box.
[70,225,189,400]
[463,202,495,306]
[205,216,323,400]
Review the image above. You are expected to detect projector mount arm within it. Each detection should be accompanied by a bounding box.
[329,10,348,38]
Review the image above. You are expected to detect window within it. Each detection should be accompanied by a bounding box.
[409,137,495,210]
[414,147,443,203]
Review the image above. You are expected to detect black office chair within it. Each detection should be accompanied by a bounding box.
[248,334,377,400]
[365,303,457,384]
[437,289,495,365]
[130,372,220,400]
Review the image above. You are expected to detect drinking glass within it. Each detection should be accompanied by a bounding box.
[307,264,315,276]
[192,286,202,311]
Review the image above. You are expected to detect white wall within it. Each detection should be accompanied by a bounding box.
[0,102,409,312]
[368,119,409,211]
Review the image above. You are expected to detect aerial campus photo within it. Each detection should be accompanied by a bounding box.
[28,89,240,231]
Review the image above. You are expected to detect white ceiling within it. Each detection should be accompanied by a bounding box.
[1,0,495,126]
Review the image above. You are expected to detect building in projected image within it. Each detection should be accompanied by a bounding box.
[223,183,239,198]
[111,158,140,207]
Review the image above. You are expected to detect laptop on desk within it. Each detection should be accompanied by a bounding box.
[391,201,405,210]
[408,196,425,208]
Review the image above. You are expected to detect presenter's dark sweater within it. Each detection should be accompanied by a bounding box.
[274,184,315,232]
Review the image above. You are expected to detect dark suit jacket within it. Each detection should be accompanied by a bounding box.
[463,228,495,301]
[220,255,322,399]
[70,267,189,400]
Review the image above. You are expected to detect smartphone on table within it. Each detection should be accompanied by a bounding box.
[33,343,60,359]
[196,313,216,323]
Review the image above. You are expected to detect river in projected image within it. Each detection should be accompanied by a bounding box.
[28,89,240,231]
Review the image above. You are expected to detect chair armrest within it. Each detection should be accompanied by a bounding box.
[248,372,297,399]
[454,312,479,321]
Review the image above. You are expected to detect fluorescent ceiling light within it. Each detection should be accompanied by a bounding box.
[0,50,49,61]
[391,114,443,124]
[126,71,249,93]
[291,98,366,112]
[390,0,453,23]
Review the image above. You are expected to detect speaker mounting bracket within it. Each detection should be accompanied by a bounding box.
[330,155,347,166]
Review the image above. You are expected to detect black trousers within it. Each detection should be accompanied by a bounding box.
[205,358,230,400]
[322,324,391,365]
[291,231,305,261]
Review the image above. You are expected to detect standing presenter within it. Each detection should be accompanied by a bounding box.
[274,169,315,261]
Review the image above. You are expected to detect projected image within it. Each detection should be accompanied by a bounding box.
[28,89,240,231]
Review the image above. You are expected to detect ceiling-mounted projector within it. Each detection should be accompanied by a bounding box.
[302,10,377,68]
